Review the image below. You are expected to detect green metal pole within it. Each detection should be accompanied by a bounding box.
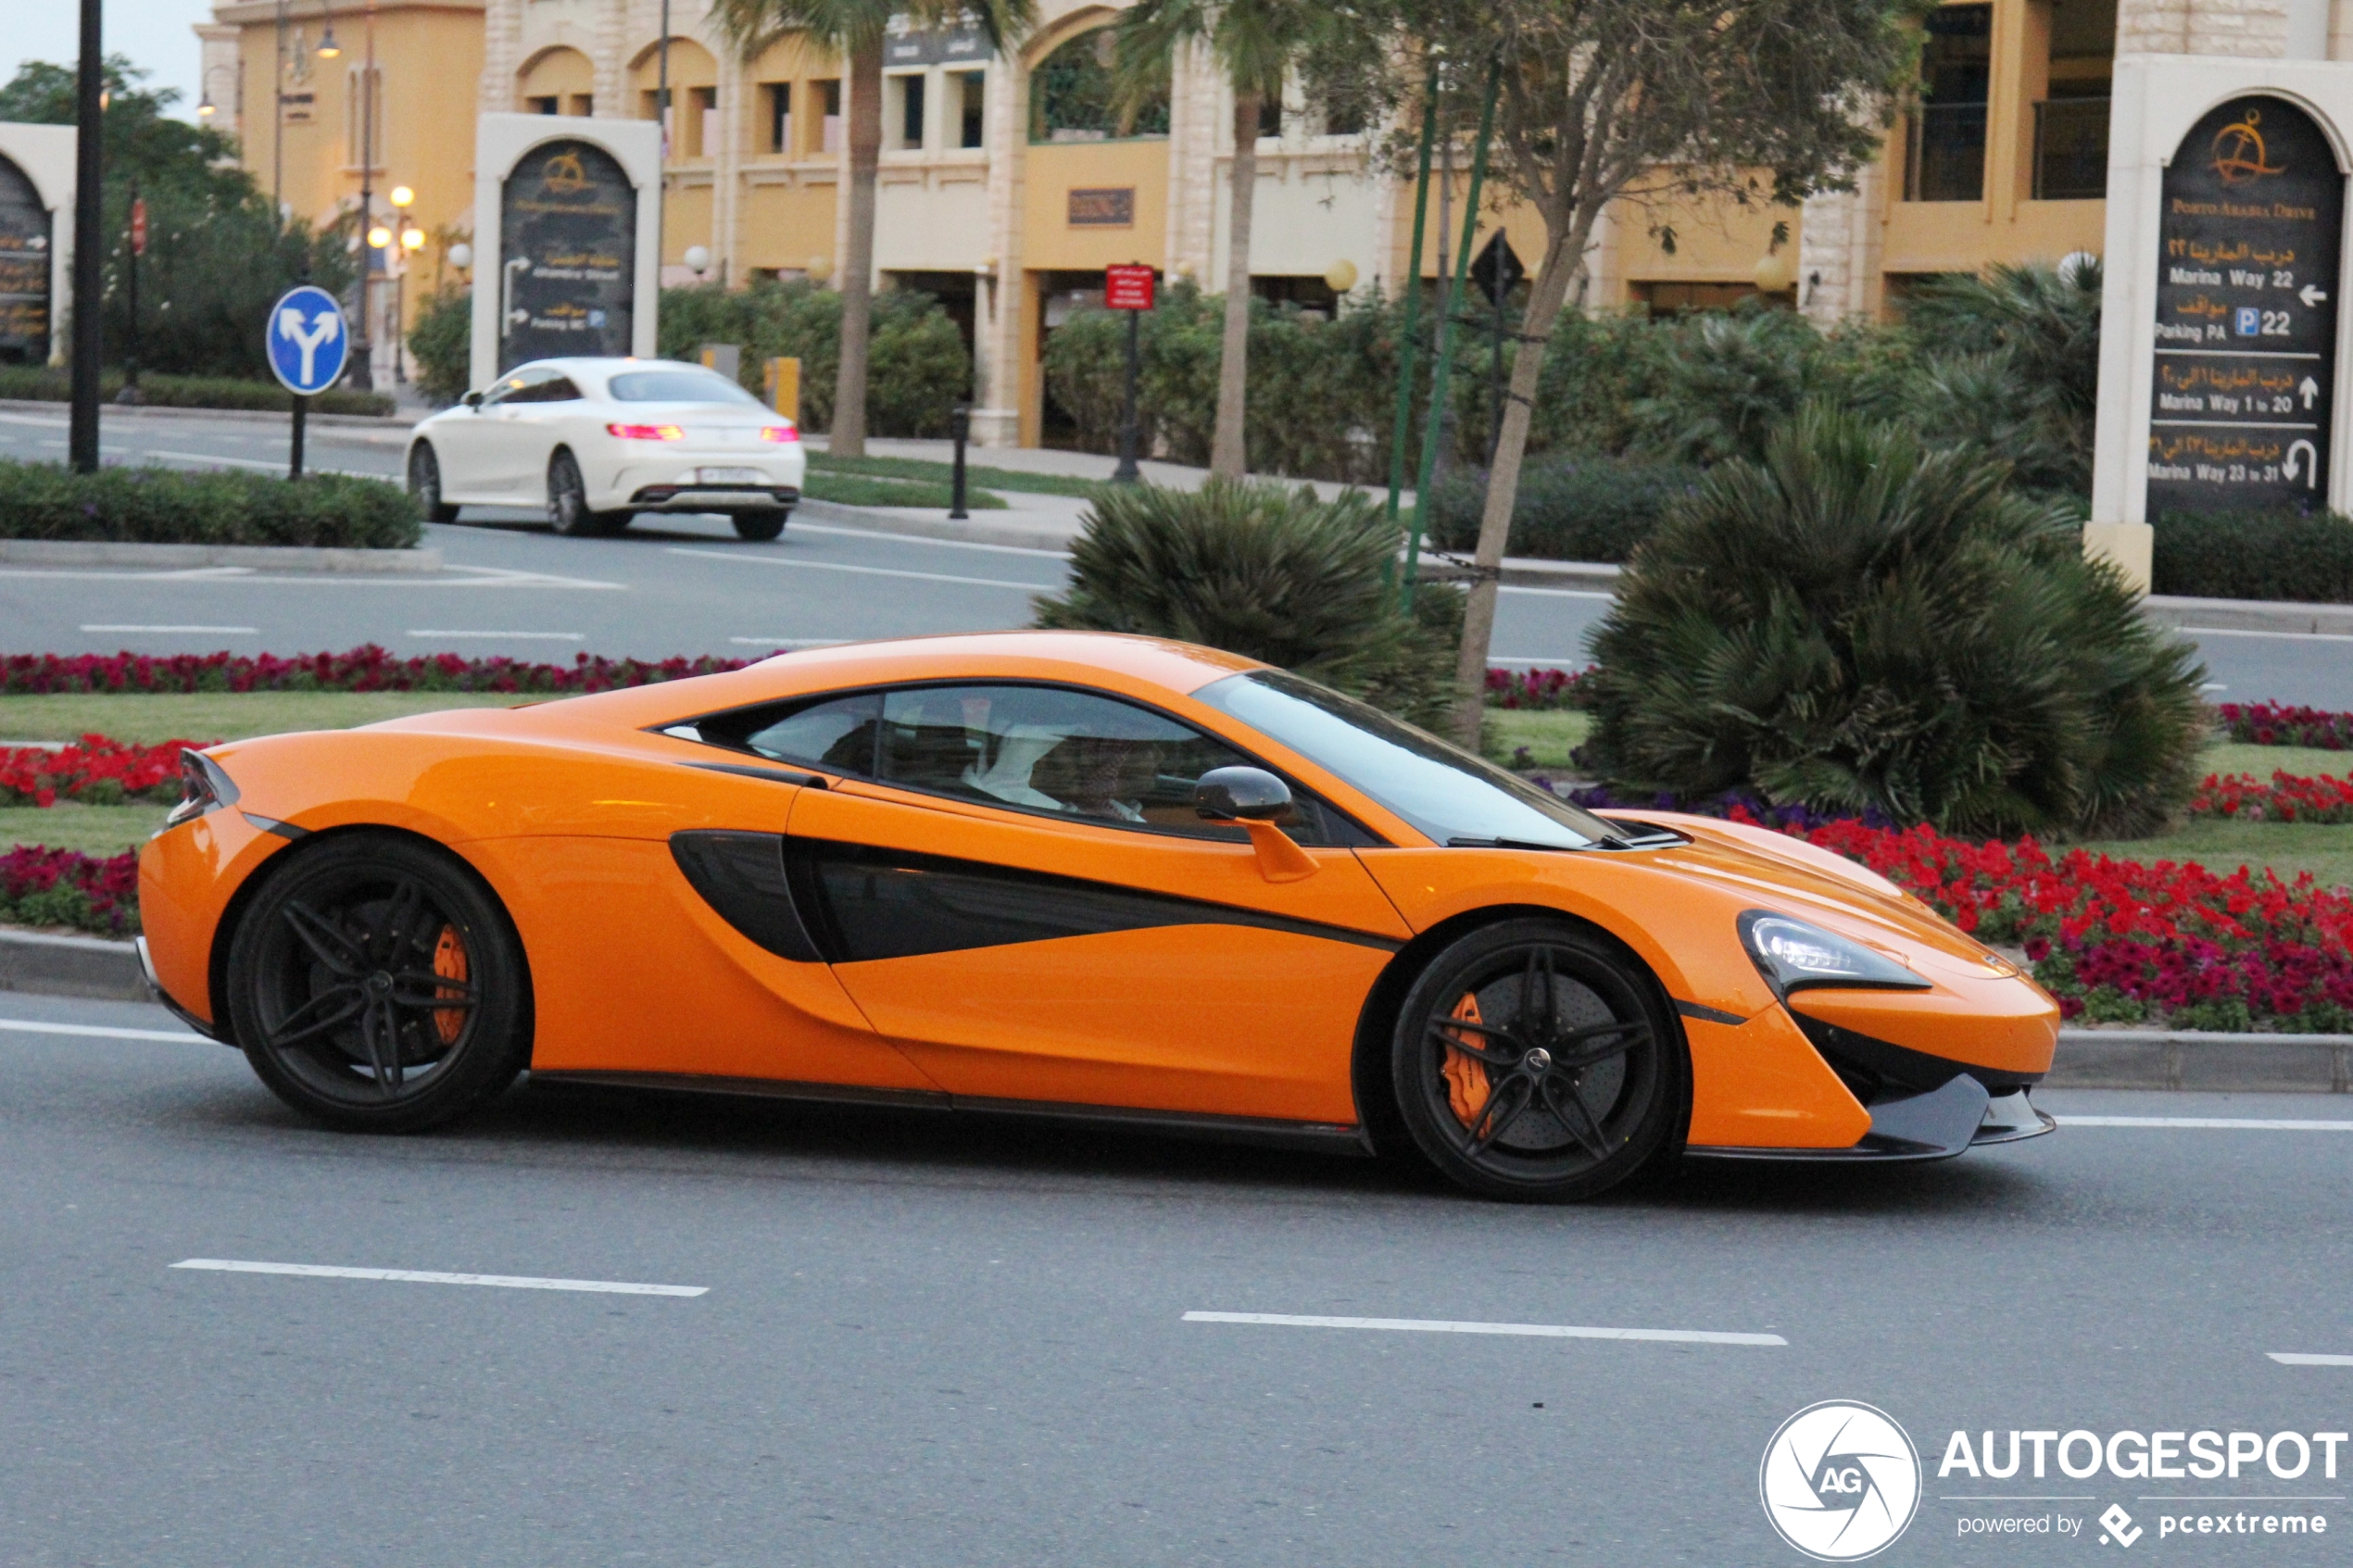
[1383,63,1441,551]
[1403,55,1499,605]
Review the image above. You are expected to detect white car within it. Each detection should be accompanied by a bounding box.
[406,358,806,541]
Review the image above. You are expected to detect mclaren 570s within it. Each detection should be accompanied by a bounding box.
[137,632,2057,1200]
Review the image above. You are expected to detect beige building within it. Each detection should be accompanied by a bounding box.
[199,0,2344,440]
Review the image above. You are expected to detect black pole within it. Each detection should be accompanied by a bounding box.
[1113,305,1141,483]
[119,185,140,404]
[289,394,307,480]
[948,403,969,520]
[69,0,104,472]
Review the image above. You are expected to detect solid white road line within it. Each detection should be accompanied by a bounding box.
[2181,625,2353,644]
[403,629,585,641]
[171,1259,707,1297]
[787,521,1076,559]
[2057,1115,2353,1130]
[79,623,258,634]
[1488,656,1586,667]
[667,546,1053,591]
[0,1019,205,1043]
[1182,1311,1785,1347]
[1498,585,1613,600]
[2270,1353,2353,1366]
[729,637,852,647]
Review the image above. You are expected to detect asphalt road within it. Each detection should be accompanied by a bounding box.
[6,405,2353,705]
[0,988,2347,1565]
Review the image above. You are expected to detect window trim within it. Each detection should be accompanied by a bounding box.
[653,675,1389,847]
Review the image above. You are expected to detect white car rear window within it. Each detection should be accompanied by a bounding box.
[608,370,762,406]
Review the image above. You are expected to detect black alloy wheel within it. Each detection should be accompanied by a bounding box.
[225,834,532,1132]
[1390,919,1685,1201]
[732,508,787,542]
[547,449,627,536]
[408,442,459,522]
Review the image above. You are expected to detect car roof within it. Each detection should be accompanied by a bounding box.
[517,632,1270,733]
[509,357,712,377]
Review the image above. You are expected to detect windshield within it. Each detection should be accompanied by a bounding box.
[1192,670,1621,850]
[606,368,763,407]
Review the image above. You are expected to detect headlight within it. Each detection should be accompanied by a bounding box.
[165,750,240,829]
[1738,909,1929,996]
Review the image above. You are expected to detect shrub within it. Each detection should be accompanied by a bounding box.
[408,287,472,404]
[2152,508,2353,603]
[0,462,420,548]
[0,366,392,417]
[1899,259,2102,498]
[1580,407,2208,838]
[0,847,139,935]
[1034,479,1464,728]
[1426,453,1699,561]
[656,279,971,436]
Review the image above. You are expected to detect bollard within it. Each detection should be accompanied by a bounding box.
[949,404,971,521]
[763,357,801,423]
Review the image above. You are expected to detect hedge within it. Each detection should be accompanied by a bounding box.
[0,366,394,418]
[0,462,421,549]
[1427,454,1699,562]
[0,647,753,695]
[657,279,971,436]
[2153,508,2353,603]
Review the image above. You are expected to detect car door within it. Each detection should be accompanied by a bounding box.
[772,682,1414,1128]
[495,371,585,499]
[431,367,547,500]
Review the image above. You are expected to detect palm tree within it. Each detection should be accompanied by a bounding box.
[1113,0,1324,478]
[716,0,1033,458]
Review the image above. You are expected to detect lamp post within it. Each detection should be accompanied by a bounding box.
[68,0,103,473]
[390,183,419,383]
[346,0,377,389]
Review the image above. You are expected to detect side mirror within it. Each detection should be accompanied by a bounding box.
[462,390,484,409]
[1194,766,1295,823]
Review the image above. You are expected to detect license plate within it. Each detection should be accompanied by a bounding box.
[697,467,764,484]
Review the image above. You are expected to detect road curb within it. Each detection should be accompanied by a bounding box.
[0,539,444,573]
[2,923,2348,1093]
[2141,592,2353,636]
[0,928,149,1003]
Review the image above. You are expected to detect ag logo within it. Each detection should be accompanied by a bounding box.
[542,151,589,195]
[1760,1400,1921,1561]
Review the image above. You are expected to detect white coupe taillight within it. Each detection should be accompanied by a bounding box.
[607,423,684,440]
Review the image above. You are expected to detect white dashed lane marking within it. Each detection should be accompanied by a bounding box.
[1183,1311,1785,1346]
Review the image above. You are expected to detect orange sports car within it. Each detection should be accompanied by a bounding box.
[136,631,2057,1201]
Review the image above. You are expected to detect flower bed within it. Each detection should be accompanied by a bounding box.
[1485,666,1594,710]
[1753,814,2353,1033]
[2190,771,2353,823]
[0,847,139,936]
[1,646,755,696]
[2216,701,2353,750]
[1,737,201,808]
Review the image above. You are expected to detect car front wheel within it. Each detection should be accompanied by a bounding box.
[408,442,459,522]
[225,834,533,1133]
[1390,918,1685,1201]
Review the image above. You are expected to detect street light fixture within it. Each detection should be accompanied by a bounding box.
[401,227,425,251]
[389,184,413,209]
[367,223,392,249]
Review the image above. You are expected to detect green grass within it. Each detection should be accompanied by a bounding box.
[0,690,527,745]
[809,451,1105,500]
[0,803,170,857]
[2202,741,2353,778]
[1481,709,1592,770]
[2076,819,2353,890]
[801,470,1007,510]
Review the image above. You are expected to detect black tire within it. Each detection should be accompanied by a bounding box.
[1390,918,1685,1202]
[224,834,533,1133]
[547,449,610,536]
[408,442,459,522]
[732,508,788,542]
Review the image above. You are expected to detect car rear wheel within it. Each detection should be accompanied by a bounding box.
[225,834,532,1133]
[732,508,787,542]
[546,450,627,536]
[1390,919,1684,1202]
[408,443,459,522]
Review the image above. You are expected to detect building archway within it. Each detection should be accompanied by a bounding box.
[518,46,596,117]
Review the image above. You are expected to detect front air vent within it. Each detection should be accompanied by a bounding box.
[669,831,823,963]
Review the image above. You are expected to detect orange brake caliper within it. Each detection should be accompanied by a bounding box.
[1440,993,1491,1129]
[431,924,470,1045]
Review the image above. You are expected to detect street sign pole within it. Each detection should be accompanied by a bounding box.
[1104,262,1155,484]
[267,283,349,482]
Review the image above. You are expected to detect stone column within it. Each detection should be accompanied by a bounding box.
[480,0,522,116]
[1795,157,1885,326]
[970,49,1027,445]
[713,30,744,283]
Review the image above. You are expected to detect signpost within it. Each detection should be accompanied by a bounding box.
[1105,262,1154,483]
[266,283,349,480]
[2146,95,2344,513]
[1467,232,1523,464]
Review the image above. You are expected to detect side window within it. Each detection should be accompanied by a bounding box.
[532,376,584,403]
[704,692,881,773]
[875,684,1366,845]
[484,368,555,407]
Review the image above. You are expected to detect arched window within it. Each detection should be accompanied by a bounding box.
[1028,28,1166,143]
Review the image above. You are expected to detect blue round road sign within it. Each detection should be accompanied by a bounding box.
[266,284,350,395]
